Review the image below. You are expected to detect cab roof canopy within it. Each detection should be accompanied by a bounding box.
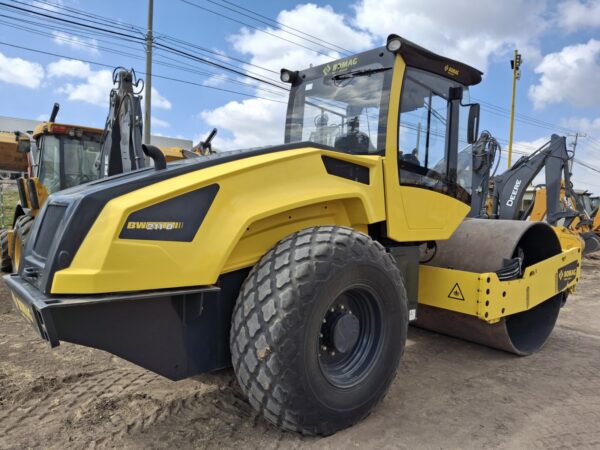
[387,34,483,86]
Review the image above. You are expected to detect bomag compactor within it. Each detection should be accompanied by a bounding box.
[4,35,582,436]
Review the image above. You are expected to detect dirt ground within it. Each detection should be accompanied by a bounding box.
[1,260,600,449]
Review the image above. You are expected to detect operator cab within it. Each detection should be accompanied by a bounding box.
[283,35,482,205]
[34,125,102,194]
[285,50,393,155]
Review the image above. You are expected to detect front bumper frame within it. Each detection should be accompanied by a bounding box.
[3,273,239,380]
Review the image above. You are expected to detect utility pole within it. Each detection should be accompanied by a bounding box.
[568,132,586,174]
[569,132,579,175]
[143,0,154,145]
[507,49,522,168]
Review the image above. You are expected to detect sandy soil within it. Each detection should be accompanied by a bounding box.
[1,259,600,449]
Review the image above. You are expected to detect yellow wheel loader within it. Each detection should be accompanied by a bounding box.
[4,35,581,436]
[0,104,104,273]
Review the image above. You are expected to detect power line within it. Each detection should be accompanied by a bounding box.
[12,0,280,76]
[0,41,289,104]
[218,0,351,54]
[1,1,288,90]
[8,0,145,35]
[179,0,336,59]
[0,12,290,98]
[206,0,351,56]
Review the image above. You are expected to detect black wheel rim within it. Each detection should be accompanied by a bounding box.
[317,284,384,389]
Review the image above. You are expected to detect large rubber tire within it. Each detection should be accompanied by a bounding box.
[0,228,11,272]
[230,226,408,436]
[12,214,34,273]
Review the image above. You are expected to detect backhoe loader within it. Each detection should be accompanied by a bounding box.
[4,35,581,436]
[466,134,597,253]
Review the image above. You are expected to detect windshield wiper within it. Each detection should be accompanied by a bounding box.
[331,66,392,81]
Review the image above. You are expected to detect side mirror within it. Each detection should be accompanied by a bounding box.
[17,138,31,154]
[467,103,480,144]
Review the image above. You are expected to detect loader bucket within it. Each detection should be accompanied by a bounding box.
[416,219,564,355]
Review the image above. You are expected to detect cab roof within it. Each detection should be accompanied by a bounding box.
[388,34,483,86]
[32,122,103,138]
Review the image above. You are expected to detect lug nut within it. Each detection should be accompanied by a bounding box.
[330,351,336,356]
[321,345,327,351]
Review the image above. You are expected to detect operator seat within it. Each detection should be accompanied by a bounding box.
[334,116,371,154]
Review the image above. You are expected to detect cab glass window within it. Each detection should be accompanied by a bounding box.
[398,67,471,203]
[38,135,61,194]
[287,63,391,154]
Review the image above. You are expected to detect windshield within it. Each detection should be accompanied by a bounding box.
[397,67,472,202]
[39,133,102,194]
[286,52,393,154]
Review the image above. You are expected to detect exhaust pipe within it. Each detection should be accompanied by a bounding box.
[49,103,60,123]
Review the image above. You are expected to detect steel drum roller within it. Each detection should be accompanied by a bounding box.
[416,219,564,355]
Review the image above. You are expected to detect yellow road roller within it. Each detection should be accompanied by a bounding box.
[4,35,581,436]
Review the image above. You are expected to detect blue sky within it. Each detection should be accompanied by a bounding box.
[1,0,600,190]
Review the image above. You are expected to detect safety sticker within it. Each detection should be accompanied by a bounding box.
[448,283,465,301]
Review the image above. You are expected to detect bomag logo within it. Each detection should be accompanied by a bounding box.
[323,57,359,75]
[558,268,577,281]
[444,64,460,77]
[557,260,578,291]
[126,221,184,231]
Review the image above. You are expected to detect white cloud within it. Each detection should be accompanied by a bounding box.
[150,87,171,110]
[152,116,170,128]
[230,3,373,74]
[353,0,548,70]
[58,69,113,106]
[31,0,63,12]
[513,136,551,155]
[52,31,99,54]
[529,39,600,109]
[0,51,44,89]
[561,116,600,133]
[557,0,600,30]
[48,62,172,110]
[137,85,172,110]
[203,75,227,87]
[47,59,92,79]
[200,97,286,150]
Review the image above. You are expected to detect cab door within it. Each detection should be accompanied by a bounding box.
[382,57,470,243]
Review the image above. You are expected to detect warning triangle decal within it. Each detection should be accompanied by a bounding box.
[448,283,465,301]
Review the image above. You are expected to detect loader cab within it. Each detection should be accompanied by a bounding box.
[32,123,103,195]
[284,35,482,241]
